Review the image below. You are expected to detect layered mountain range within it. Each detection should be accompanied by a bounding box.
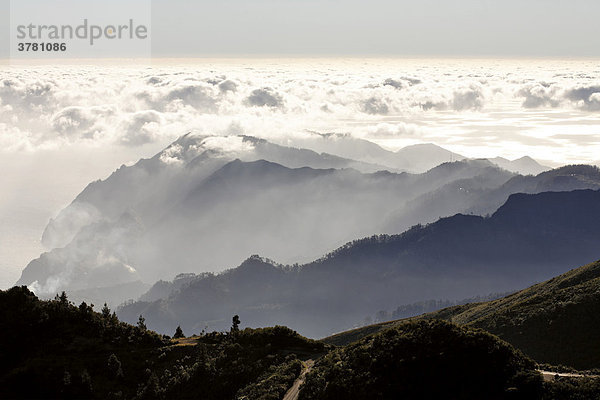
[15,133,599,339]
[117,189,600,338]
[17,134,556,298]
[284,132,549,175]
[11,130,600,337]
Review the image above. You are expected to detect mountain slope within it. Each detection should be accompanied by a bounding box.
[291,132,550,175]
[41,134,386,250]
[289,133,465,172]
[6,286,598,400]
[20,152,517,299]
[393,143,465,172]
[324,259,600,370]
[488,156,550,175]
[466,164,600,216]
[21,133,597,306]
[383,164,600,233]
[0,286,325,400]
[299,320,541,400]
[118,189,600,338]
[1,288,594,400]
[426,259,600,369]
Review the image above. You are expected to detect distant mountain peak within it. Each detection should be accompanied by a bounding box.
[397,143,453,152]
[240,135,268,145]
[306,131,352,140]
[158,134,262,166]
[545,164,600,175]
[239,254,280,269]
[396,142,462,153]
[487,155,549,175]
[516,155,535,161]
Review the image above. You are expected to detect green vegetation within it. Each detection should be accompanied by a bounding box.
[3,283,600,399]
[157,326,324,400]
[362,291,513,326]
[542,377,600,400]
[173,325,185,339]
[324,259,600,370]
[299,320,543,400]
[425,259,600,369]
[236,358,303,400]
[0,286,325,400]
[119,188,600,340]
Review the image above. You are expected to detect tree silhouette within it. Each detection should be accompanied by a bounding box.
[58,291,68,305]
[173,325,185,339]
[107,354,123,378]
[231,315,240,333]
[101,303,111,319]
[137,315,147,331]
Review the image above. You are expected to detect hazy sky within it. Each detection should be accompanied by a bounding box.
[150,0,600,57]
[2,0,600,57]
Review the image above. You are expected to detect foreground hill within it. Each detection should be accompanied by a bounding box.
[428,259,600,370]
[0,286,324,400]
[119,189,600,338]
[300,320,542,400]
[2,287,598,400]
[324,259,600,370]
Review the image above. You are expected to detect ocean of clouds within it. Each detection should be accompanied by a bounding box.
[1,59,600,163]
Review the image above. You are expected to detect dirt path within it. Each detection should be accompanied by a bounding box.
[170,337,199,347]
[283,360,314,400]
[539,370,599,382]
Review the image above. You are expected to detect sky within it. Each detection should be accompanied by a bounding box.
[149,0,600,57]
[1,0,600,58]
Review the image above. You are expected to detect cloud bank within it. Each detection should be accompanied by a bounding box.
[1,59,600,164]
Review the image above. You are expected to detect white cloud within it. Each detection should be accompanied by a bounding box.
[565,85,600,111]
[119,110,163,146]
[159,143,185,165]
[51,105,116,140]
[362,122,424,139]
[517,83,561,108]
[452,84,484,111]
[0,59,599,165]
[361,96,390,115]
[244,87,284,108]
[201,135,256,154]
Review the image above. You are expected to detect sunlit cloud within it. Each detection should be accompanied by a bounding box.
[1,59,599,164]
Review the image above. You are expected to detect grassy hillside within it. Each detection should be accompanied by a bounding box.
[324,259,600,370]
[426,259,600,369]
[300,320,543,400]
[0,286,325,400]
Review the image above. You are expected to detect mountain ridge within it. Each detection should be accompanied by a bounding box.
[117,189,600,338]
[23,152,526,298]
[323,258,600,370]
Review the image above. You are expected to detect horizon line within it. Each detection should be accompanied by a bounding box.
[3,54,600,66]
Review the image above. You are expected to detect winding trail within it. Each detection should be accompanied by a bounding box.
[539,370,599,382]
[283,360,314,400]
